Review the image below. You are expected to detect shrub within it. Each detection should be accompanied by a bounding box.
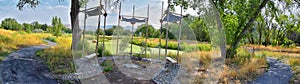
[45,36,57,42]
[101,60,113,72]
[103,67,113,72]
[97,45,112,57]
[197,44,211,51]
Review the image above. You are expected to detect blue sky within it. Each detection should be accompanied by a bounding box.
[0,0,197,29]
[0,0,70,25]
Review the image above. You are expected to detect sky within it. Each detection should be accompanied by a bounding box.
[0,0,198,29]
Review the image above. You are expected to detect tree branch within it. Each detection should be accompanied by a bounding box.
[226,0,270,58]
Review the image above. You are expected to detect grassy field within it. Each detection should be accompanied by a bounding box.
[103,40,180,54]
[0,29,50,61]
[132,38,211,52]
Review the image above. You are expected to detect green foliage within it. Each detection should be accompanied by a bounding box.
[101,60,113,72]
[134,24,156,38]
[23,23,33,33]
[189,18,210,42]
[132,38,212,52]
[62,27,72,33]
[97,45,112,57]
[51,16,64,37]
[197,44,212,51]
[105,26,123,36]
[45,36,57,42]
[17,0,40,10]
[1,18,23,31]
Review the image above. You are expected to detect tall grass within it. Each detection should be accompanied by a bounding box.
[181,49,267,83]
[0,29,48,61]
[246,44,300,53]
[37,37,75,74]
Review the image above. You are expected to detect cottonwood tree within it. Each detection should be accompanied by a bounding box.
[1,18,23,31]
[171,0,299,58]
[52,16,64,37]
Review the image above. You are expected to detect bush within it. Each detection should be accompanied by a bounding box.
[197,44,212,51]
[101,60,113,72]
[45,36,57,42]
[97,45,112,57]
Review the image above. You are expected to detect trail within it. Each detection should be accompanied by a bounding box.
[248,57,293,84]
[0,40,58,84]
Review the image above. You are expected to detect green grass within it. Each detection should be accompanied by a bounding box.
[101,60,113,72]
[93,40,180,55]
[132,38,211,52]
[45,36,57,42]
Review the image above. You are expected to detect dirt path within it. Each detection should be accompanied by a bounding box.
[0,40,58,84]
[248,57,293,84]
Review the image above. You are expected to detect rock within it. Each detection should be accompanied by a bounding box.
[123,64,139,69]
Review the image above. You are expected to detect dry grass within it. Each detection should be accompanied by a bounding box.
[0,29,49,61]
[246,44,300,53]
[0,29,45,51]
[255,50,300,83]
[179,48,267,83]
[37,36,75,74]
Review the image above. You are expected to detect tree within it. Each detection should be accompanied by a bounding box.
[1,18,23,31]
[62,27,72,33]
[23,23,33,33]
[104,26,123,36]
[52,16,64,37]
[31,21,42,30]
[41,24,48,31]
[189,17,210,42]
[171,0,269,58]
[134,24,156,38]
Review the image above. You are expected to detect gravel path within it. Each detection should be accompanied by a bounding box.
[248,57,293,84]
[0,40,58,84]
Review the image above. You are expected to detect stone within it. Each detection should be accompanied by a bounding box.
[123,64,139,69]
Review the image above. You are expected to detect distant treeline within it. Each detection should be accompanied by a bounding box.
[0,18,71,34]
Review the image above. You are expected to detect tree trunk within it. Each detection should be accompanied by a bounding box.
[226,0,269,58]
[247,33,252,44]
[258,25,262,45]
[264,19,271,46]
[71,0,81,51]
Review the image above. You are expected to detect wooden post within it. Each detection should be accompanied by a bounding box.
[116,2,121,56]
[159,1,164,60]
[177,0,183,62]
[165,0,170,60]
[95,0,102,56]
[102,0,108,57]
[82,1,87,56]
[130,6,135,56]
[145,5,149,58]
